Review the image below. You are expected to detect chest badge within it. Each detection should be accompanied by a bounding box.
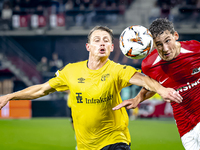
[78,77,85,83]
[101,74,110,81]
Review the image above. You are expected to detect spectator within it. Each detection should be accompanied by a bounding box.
[49,52,63,72]
[13,0,22,15]
[149,1,160,23]
[50,0,60,14]
[65,0,74,29]
[106,1,118,25]
[75,2,85,26]
[65,0,73,10]
[37,56,50,82]
[1,0,13,30]
[37,56,50,73]
[83,0,96,28]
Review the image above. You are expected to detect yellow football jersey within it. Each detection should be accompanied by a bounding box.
[49,59,139,150]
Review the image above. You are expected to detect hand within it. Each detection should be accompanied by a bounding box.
[112,97,140,111]
[158,88,183,103]
[0,95,10,110]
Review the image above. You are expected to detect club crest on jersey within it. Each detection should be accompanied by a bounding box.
[101,74,110,81]
[76,93,83,103]
[78,77,85,83]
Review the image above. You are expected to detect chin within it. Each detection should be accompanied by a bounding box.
[164,57,173,61]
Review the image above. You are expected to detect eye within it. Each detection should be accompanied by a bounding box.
[103,38,109,42]
[156,43,162,47]
[166,39,170,43]
[94,38,100,42]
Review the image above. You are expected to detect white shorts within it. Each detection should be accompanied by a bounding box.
[181,122,200,150]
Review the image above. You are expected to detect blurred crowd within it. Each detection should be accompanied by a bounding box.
[1,0,200,30]
[149,0,200,26]
[0,0,134,30]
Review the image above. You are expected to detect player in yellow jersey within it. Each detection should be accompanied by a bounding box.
[0,26,182,150]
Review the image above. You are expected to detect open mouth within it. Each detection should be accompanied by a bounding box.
[164,53,170,57]
[99,48,105,53]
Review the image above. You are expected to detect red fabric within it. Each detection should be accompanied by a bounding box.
[142,40,200,137]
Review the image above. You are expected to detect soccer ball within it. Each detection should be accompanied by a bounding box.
[119,25,153,59]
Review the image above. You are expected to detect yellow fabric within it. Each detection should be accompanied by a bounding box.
[67,93,72,108]
[149,93,163,101]
[49,59,139,150]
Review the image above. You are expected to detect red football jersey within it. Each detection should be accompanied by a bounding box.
[142,40,200,137]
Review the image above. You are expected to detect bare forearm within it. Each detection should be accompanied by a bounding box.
[0,82,55,110]
[113,73,182,111]
[8,82,55,101]
[137,88,156,103]
[129,72,165,95]
[130,73,183,103]
[112,87,156,110]
[9,86,45,100]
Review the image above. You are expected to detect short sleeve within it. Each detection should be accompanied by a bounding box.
[117,65,141,89]
[49,66,69,92]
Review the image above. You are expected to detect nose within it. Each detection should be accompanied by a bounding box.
[100,43,105,47]
[163,43,169,52]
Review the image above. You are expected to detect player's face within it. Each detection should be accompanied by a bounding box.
[154,30,180,61]
[86,30,114,58]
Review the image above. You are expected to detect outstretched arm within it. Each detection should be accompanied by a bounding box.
[0,81,55,110]
[128,72,182,103]
[113,87,155,110]
[113,72,182,111]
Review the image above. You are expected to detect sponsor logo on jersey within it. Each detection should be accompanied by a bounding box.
[78,77,85,83]
[86,94,113,104]
[159,78,168,84]
[192,67,200,75]
[76,93,83,103]
[101,74,110,81]
[75,93,114,104]
[177,77,200,93]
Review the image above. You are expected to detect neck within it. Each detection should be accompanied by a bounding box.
[88,57,108,70]
[175,41,181,58]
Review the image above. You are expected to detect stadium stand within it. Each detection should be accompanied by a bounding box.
[0,0,200,118]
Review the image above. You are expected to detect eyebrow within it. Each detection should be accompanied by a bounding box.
[92,36,100,40]
[155,36,170,45]
[93,36,110,40]
[103,36,110,40]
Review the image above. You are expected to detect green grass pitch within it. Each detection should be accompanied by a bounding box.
[0,118,184,150]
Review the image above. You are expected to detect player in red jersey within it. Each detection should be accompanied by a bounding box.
[113,18,200,150]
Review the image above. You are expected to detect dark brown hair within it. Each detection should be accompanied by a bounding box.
[149,18,175,39]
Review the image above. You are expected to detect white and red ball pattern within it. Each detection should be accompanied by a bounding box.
[119,25,153,59]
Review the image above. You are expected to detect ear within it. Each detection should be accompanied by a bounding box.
[153,42,156,48]
[174,31,179,41]
[110,44,114,52]
[86,43,90,52]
